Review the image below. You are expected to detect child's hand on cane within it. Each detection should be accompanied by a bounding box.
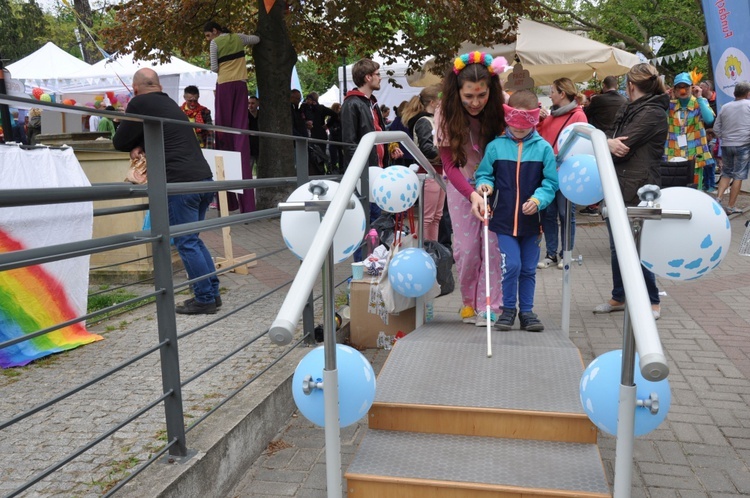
[471,185,493,220]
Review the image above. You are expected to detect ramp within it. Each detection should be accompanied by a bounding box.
[346,317,610,497]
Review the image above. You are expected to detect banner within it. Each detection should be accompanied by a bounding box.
[0,146,101,368]
[702,0,750,109]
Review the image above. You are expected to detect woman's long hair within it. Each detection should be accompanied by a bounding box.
[439,63,504,166]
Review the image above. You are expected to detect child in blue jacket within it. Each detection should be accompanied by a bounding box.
[472,90,559,331]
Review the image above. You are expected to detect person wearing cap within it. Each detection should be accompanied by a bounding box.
[664,72,715,190]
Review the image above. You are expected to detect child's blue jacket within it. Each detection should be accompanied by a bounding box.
[475,130,559,237]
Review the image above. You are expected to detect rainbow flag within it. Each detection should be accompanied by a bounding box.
[0,230,102,368]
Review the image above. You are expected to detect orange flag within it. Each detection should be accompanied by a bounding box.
[264,0,275,13]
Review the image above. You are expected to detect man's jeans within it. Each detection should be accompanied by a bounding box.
[168,186,220,304]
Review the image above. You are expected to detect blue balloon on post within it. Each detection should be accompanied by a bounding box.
[292,344,376,427]
[558,154,604,206]
[371,165,420,213]
[579,350,671,436]
[388,247,437,298]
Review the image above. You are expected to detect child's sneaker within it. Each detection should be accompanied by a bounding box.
[459,306,476,324]
[494,308,517,331]
[475,310,497,327]
[519,311,544,332]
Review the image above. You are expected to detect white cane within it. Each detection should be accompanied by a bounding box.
[483,191,493,358]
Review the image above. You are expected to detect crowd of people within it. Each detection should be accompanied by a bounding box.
[59,24,742,323]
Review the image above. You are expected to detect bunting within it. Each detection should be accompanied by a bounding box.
[650,45,709,66]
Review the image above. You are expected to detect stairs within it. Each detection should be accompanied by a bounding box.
[345,317,611,497]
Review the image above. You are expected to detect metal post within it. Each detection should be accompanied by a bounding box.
[0,59,14,143]
[296,140,316,344]
[613,218,643,498]
[143,119,188,457]
[322,245,342,498]
[561,197,573,333]
[415,173,426,328]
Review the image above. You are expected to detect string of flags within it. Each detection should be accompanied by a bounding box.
[651,45,709,65]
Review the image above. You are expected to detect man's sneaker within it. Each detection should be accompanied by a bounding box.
[475,310,497,327]
[460,306,476,324]
[176,298,217,315]
[215,295,223,309]
[557,259,564,270]
[537,255,558,269]
[578,205,599,216]
[495,308,517,331]
[519,311,544,332]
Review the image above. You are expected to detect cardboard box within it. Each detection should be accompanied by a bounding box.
[349,279,416,349]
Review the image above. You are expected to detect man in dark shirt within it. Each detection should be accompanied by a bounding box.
[290,89,308,137]
[247,95,260,167]
[581,75,627,215]
[113,68,220,315]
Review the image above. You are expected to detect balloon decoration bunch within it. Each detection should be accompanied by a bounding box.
[31,87,53,103]
[370,165,437,298]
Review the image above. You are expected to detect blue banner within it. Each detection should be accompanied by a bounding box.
[702,0,750,109]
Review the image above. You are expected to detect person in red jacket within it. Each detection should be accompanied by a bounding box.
[536,77,588,269]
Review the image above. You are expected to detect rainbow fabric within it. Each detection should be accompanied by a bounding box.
[0,230,102,368]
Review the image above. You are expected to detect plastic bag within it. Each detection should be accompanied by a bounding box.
[423,240,455,296]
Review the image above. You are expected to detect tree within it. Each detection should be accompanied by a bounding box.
[531,0,707,78]
[100,0,541,208]
[0,0,48,63]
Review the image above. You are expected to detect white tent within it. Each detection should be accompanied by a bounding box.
[338,53,423,112]
[57,52,217,115]
[408,19,641,87]
[6,42,92,93]
[318,85,340,106]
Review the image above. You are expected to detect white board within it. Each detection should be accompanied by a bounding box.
[201,149,244,194]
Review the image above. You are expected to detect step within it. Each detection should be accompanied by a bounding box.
[368,319,596,444]
[345,429,610,498]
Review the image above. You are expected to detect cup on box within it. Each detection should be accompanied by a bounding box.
[351,262,365,280]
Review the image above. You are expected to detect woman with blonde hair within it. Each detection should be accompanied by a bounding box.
[537,77,588,269]
[400,84,444,241]
[434,52,507,326]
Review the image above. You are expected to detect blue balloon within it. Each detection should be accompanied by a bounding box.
[580,350,671,436]
[558,154,604,206]
[371,165,420,213]
[292,344,376,427]
[388,247,437,297]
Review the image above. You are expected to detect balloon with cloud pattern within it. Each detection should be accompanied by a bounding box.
[558,154,603,206]
[292,344,376,427]
[388,247,437,297]
[556,122,596,161]
[371,165,420,213]
[580,350,671,436]
[639,187,731,280]
[280,180,365,263]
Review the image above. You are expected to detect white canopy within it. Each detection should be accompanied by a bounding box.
[6,42,92,91]
[408,19,641,87]
[57,52,217,114]
[338,53,423,112]
[318,85,340,106]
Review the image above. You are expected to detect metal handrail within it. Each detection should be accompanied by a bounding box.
[557,126,668,381]
[269,130,445,346]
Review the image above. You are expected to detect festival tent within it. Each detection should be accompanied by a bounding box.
[338,53,423,112]
[6,42,92,93]
[318,85,340,107]
[56,52,217,115]
[407,19,641,87]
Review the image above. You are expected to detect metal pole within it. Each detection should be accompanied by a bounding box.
[143,119,188,457]
[296,138,317,344]
[414,174,426,328]
[561,197,573,333]
[322,245,342,498]
[613,218,642,498]
[0,59,14,143]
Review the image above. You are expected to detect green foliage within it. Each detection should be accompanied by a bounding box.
[534,0,708,80]
[0,0,49,63]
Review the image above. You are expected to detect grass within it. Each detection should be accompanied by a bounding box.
[87,286,155,324]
